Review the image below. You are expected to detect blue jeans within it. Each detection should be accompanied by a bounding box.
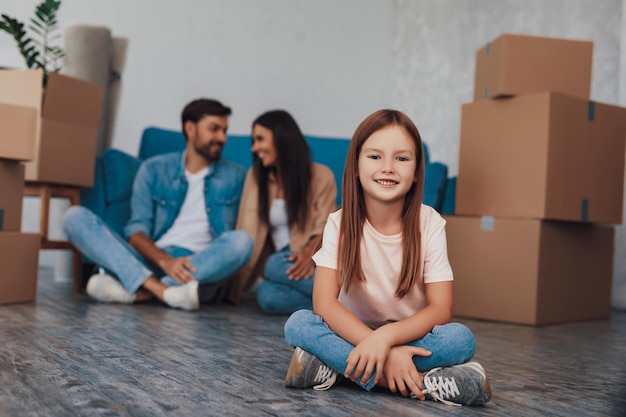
[62,206,253,298]
[256,246,315,315]
[284,309,476,391]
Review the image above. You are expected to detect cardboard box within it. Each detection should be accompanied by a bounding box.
[0,232,40,305]
[474,33,593,101]
[0,159,25,231]
[0,102,38,160]
[0,69,103,186]
[445,215,614,325]
[456,92,626,224]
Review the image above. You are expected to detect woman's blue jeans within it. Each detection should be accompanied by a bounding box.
[62,206,253,298]
[284,309,476,391]
[256,246,315,315]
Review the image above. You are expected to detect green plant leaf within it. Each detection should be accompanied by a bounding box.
[28,25,43,36]
[1,0,65,77]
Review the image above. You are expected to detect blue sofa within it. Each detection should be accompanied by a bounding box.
[81,126,455,244]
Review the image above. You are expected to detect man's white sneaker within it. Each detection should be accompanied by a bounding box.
[163,281,199,311]
[86,274,135,304]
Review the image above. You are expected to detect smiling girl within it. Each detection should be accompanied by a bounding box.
[283,109,491,407]
[226,110,337,314]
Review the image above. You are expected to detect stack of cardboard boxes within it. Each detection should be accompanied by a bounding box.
[446,34,626,325]
[0,69,102,304]
[0,73,40,304]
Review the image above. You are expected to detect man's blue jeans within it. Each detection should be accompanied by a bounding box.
[62,206,253,298]
[256,246,314,314]
[284,309,476,391]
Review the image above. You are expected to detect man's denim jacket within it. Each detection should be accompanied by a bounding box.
[124,152,246,242]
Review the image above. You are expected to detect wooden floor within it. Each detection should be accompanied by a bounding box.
[1,268,625,417]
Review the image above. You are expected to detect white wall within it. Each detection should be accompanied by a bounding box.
[2,0,394,276]
[1,0,394,153]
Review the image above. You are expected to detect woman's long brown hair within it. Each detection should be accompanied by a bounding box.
[252,110,312,231]
[338,109,425,298]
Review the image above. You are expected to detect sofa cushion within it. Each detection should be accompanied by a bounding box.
[222,135,253,169]
[139,127,186,160]
[423,162,448,212]
[307,135,349,207]
[440,176,456,215]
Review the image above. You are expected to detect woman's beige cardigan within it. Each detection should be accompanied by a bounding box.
[225,163,337,304]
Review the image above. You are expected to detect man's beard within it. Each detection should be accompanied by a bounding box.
[194,140,223,162]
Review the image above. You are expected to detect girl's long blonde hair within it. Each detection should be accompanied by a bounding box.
[338,109,425,298]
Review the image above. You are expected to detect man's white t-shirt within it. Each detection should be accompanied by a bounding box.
[312,204,453,329]
[155,167,212,252]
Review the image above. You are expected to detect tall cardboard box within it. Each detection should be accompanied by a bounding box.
[456,92,626,224]
[0,232,41,304]
[0,159,25,231]
[445,215,614,325]
[474,33,593,100]
[0,69,103,187]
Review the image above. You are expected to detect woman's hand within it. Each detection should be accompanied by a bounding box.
[344,331,392,385]
[159,256,196,284]
[286,250,315,280]
[383,345,432,399]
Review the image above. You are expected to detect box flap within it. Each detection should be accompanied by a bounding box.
[0,69,43,111]
[25,118,97,187]
[43,72,103,127]
[0,102,38,161]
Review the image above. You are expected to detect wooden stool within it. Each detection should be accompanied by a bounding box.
[24,182,83,294]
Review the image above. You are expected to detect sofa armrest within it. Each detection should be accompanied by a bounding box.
[80,148,141,237]
[423,162,448,212]
[80,154,106,220]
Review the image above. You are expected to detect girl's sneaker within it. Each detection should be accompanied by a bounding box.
[421,362,491,406]
[285,347,340,391]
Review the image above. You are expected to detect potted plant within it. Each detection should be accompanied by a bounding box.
[0,0,65,85]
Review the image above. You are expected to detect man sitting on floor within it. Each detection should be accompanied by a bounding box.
[63,98,253,310]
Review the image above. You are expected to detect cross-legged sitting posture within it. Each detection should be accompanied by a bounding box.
[226,110,337,314]
[62,98,253,311]
[283,109,491,406]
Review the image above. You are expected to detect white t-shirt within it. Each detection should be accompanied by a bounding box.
[155,167,212,252]
[269,198,290,250]
[312,204,453,329]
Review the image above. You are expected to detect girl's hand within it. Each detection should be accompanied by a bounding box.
[286,251,315,280]
[383,345,432,399]
[159,256,196,284]
[344,331,391,385]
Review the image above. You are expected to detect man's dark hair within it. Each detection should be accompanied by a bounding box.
[181,98,231,139]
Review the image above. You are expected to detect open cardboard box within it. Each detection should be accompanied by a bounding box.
[0,69,103,187]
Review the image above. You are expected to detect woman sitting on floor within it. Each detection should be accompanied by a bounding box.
[226,110,337,314]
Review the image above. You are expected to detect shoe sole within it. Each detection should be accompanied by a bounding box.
[285,347,305,387]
